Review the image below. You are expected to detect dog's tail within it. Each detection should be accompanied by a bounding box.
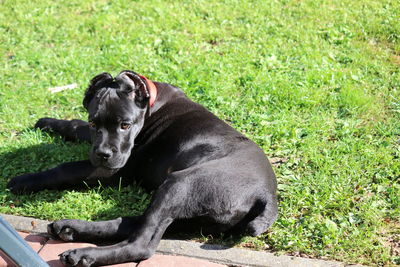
[245,196,278,237]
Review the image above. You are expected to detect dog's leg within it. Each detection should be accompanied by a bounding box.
[47,216,140,243]
[7,160,116,193]
[58,178,184,266]
[35,118,90,142]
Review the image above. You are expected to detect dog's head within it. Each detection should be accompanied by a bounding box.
[83,70,150,169]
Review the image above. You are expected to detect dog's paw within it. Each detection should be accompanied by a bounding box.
[7,174,36,194]
[34,117,56,131]
[60,249,95,267]
[48,220,78,241]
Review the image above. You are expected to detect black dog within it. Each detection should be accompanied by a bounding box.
[7,71,277,267]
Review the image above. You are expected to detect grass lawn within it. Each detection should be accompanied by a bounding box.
[0,0,399,265]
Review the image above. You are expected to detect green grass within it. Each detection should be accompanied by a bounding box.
[0,0,399,265]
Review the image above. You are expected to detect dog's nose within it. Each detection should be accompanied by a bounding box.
[96,149,112,160]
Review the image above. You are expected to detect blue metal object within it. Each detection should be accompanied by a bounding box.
[0,216,49,267]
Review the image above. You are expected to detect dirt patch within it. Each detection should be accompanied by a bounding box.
[381,219,400,260]
[269,157,289,166]
[367,38,400,66]
[391,54,400,66]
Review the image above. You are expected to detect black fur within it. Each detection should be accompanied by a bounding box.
[7,71,278,267]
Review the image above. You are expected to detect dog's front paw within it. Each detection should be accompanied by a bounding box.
[60,249,95,267]
[48,220,79,242]
[34,117,57,131]
[7,174,37,194]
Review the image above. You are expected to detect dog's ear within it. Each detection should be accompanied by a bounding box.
[117,70,150,108]
[83,72,114,110]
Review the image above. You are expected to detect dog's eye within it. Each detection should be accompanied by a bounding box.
[89,121,96,128]
[121,123,131,130]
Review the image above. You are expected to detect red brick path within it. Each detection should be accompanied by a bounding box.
[0,232,225,267]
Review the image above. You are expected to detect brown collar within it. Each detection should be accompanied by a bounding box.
[139,75,157,107]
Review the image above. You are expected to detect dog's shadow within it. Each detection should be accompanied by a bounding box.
[0,130,250,249]
[0,131,88,208]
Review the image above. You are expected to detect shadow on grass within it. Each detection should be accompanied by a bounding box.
[0,133,91,216]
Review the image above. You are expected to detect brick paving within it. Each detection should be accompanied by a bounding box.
[0,232,226,267]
